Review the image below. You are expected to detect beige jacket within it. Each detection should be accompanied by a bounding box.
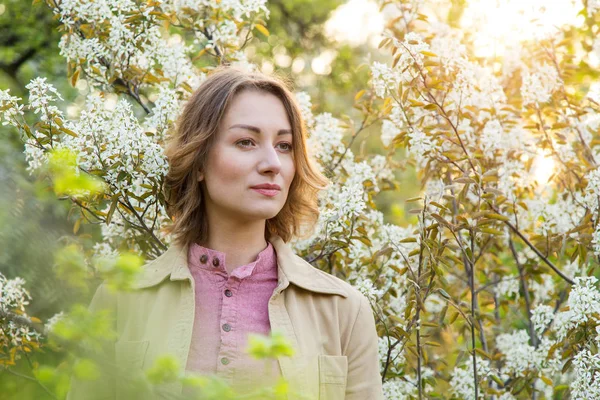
[67,235,384,400]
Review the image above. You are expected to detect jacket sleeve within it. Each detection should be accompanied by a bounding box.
[344,294,384,400]
[66,282,117,400]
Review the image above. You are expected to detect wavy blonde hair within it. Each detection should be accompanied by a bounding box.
[162,66,329,249]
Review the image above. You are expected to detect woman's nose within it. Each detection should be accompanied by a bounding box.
[258,145,282,175]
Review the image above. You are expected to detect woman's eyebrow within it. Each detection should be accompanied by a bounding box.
[228,124,292,136]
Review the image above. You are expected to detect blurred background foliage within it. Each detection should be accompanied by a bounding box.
[0,0,420,397]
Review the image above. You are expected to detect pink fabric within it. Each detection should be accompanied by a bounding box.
[185,241,280,390]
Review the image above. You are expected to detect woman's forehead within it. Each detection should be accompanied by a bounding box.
[222,90,292,130]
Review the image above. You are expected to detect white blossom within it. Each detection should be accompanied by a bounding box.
[45,312,66,333]
[294,91,314,129]
[406,128,435,166]
[353,276,383,303]
[531,304,554,336]
[25,77,64,122]
[449,357,494,399]
[555,276,600,340]
[589,0,600,15]
[307,113,346,164]
[23,140,48,175]
[480,120,504,158]
[496,330,539,376]
[371,62,400,98]
[494,275,520,299]
[0,90,25,127]
[144,86,182,138]
[521,63,562,105]
[378,336,405,373]
[382,377,418,399]
[0,273,41,355]
[381,120,400,148]
[571,349,600,399]
[369,155,395,184]
[583,167,600,212]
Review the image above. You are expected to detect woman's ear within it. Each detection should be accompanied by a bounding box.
[198,171,204,182]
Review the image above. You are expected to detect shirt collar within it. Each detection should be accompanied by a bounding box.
[187,241,275,279]
[132,234,348,298]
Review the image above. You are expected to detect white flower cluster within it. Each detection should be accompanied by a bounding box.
[0,274,30,313]
[144,86,183,138]
[449,357,494,399]
[369,155,395,184]
[164,0,269,51]
[480,120,504,159]
[12,83,173,250]
[352,275,383,303]
[382,377,418,399]
[382,368,433,399]
[521,197,581,237]
[588,0,600,15]
[392,32,430,70]
[55,0,198,89]
[381,120,400,148]
[371,62,401,98]
[0,89,24,127]
[25,77,64,122]
[378,336,405,373]
[582,167,600,212]
[371,32,429,98]
[0,273,41,356]
[521,63,562,106]
[554,276,600,340]
[448,60,507,114]
[428,22,467,74]
[495,330,539,376]
[166,0,269,22]
[307,113,346,165]
[406,127,435,167]
[294,91,315,129]
[494,275,519,299]
[380,223,418,259]
[44,312,66,333]
[531,304,554,336]
[571,349,600,399]
[593,226,600,257]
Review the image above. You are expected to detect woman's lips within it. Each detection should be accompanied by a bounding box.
[252,188,279,197]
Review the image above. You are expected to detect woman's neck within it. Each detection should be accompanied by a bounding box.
[199,222,269,274]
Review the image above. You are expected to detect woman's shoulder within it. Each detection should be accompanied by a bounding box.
[283,252,369,307]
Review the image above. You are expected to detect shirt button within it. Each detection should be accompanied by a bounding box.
[212,257,220,267]
[222,323,231,332]
[224,289,233,297]
[200,254,208,264]
[221,357,230,365]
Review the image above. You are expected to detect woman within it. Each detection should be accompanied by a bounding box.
[67,67,383,400]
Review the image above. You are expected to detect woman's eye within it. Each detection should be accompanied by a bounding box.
[237,140,292,152]
[278,142,293,152]
[236,139,254,148]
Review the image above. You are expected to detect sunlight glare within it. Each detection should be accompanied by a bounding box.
[324,0,384,47]
[461,0,583,58]
[532,152,556,185]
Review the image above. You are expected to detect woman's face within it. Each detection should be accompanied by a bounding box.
[199,89,296,225]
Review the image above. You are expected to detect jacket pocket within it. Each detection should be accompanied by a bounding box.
[318,355,347,400]
[115,340,150,400]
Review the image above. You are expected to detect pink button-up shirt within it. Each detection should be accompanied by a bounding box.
[185,241,280,391]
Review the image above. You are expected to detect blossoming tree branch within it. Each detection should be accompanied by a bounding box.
[2,0,600,398]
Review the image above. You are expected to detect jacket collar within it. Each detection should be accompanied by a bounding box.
[132,234,348,298]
